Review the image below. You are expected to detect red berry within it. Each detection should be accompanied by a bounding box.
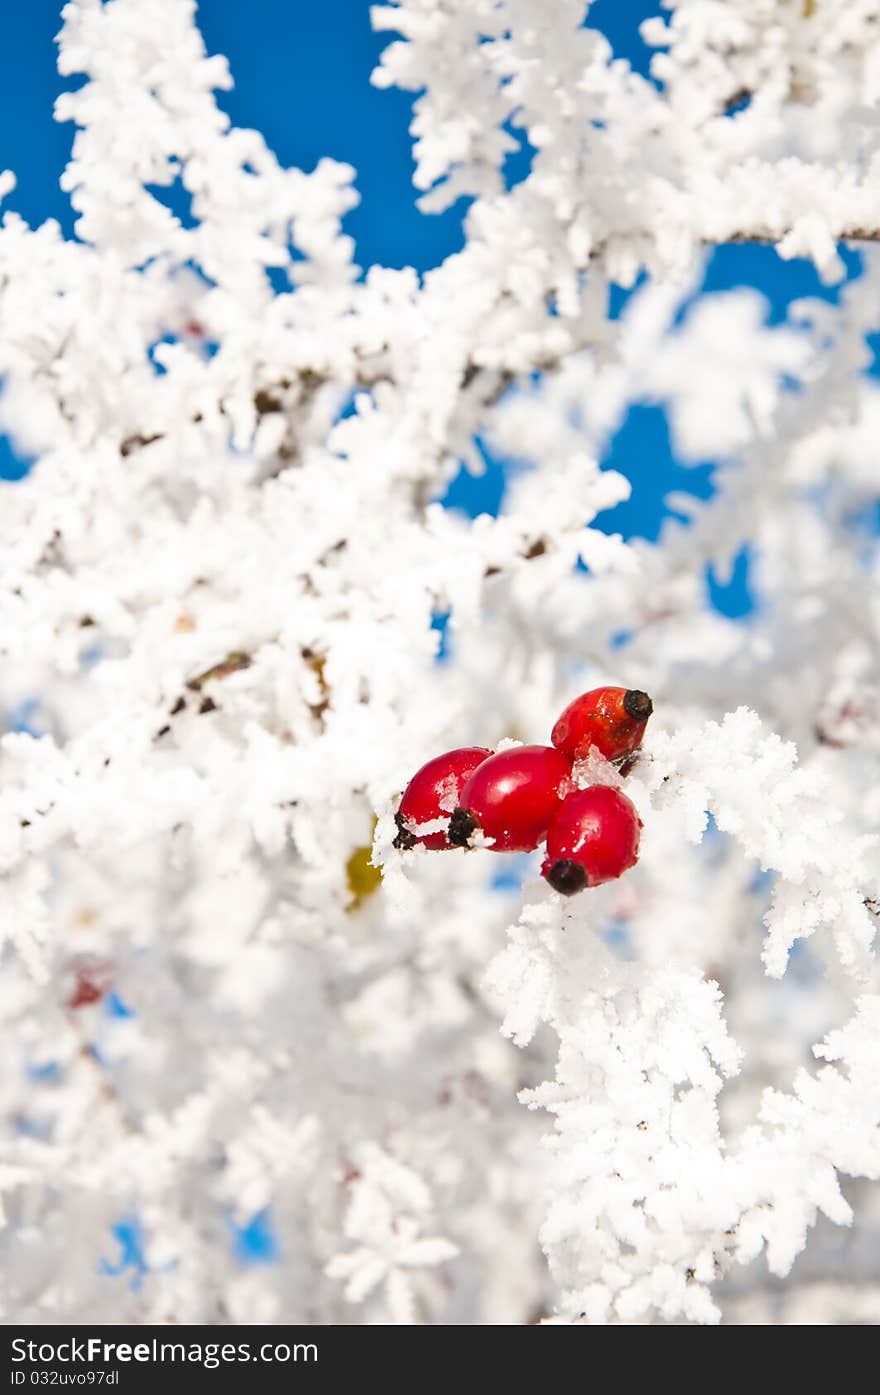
[394,748,493,850]
[551,686,652,762]
[541,785,641,894]
[448,745,572,852]
[66,957,112,1010]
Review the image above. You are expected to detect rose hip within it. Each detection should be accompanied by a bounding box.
[551,686,653,763]
[541,785,641,894]
[448,745,572,852]
[394,747,493,850]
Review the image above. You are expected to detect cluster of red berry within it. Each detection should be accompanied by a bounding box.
[394,687,653,895]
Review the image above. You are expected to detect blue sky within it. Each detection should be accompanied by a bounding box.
[0,2,662,269]
[0,2,861,612]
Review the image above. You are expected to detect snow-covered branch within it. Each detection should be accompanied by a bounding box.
[0,0,877,1324]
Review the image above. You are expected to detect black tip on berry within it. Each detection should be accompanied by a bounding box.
[393,811,417,851]
[623,689,653,722]
[448,807,478,848]
[545,859,588,896]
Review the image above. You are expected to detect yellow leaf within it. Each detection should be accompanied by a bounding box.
[345,822,382,909]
